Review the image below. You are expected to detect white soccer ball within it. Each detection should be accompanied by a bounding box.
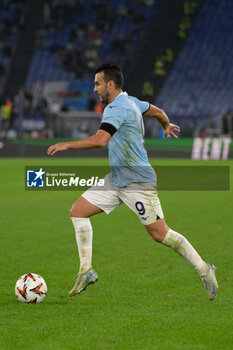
[15,273,47,303]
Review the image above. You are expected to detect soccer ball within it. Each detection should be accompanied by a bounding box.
[15,273,47,303]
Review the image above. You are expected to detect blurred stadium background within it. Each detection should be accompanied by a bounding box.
[1,2,233,349]
[0,0,232,158]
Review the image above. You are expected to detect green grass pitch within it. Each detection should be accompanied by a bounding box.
[0,157,233,350]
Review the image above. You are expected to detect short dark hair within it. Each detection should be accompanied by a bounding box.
[95,63,124,89]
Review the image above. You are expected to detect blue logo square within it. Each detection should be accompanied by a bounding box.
[27,169,45,187]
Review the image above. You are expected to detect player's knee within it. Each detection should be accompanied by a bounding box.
[70,197,82,217]
[150,230,165,243]
[145,221,169,243]
[70,203,79,217]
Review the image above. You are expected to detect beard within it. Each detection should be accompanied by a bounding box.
[99,90,110,104]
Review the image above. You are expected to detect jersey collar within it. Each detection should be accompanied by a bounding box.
[110,91,127,104]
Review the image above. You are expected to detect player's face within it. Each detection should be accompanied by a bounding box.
[94,72,110,104]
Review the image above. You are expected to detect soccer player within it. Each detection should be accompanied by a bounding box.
[47,63,218,300]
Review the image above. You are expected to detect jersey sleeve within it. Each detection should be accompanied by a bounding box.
[130,96,150,115]
[101,105,124,130]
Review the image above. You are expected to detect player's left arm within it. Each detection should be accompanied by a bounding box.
[47,129,111,156]
[144,104,180,138]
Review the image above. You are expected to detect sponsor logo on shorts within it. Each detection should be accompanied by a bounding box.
[141,216,149,221]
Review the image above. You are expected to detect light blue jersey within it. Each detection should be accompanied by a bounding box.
[101,92,156,187]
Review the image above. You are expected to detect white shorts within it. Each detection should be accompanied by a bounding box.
[82,175,164,225]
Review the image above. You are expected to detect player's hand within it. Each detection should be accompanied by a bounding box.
[163,123,180,138]
[47,142,69,156]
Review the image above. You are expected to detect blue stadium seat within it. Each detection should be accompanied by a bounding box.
[25,0,160,110]
[156,0,233,118]
[0,1,25,89]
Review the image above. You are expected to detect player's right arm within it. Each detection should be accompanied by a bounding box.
[47,129,111,156]
[144,104,180,138]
